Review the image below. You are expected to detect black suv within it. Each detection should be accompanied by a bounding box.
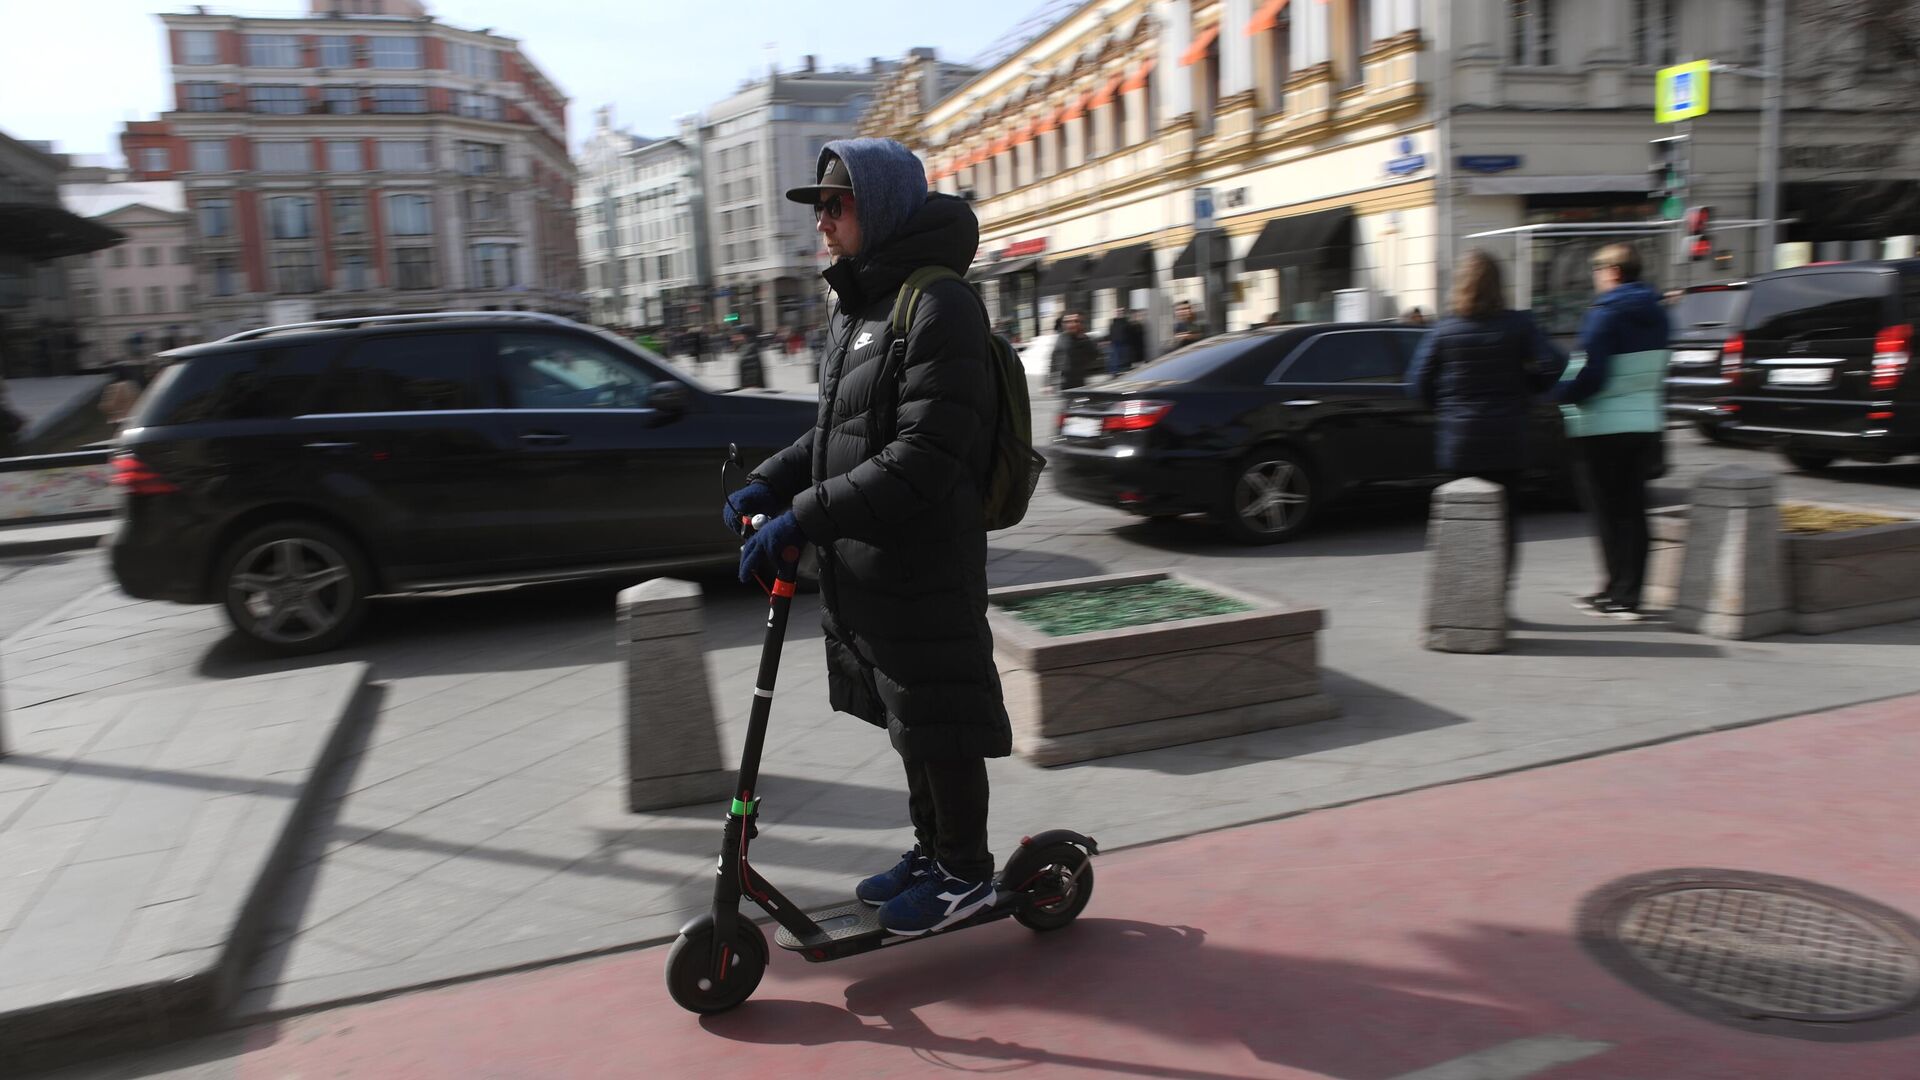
[110,312,814,654]
[1722,260,1920,470]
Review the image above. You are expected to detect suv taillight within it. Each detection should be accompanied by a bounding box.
[1872,324,1911,392]
[1721,332,1744,379]
[110,452,180,495]
[1102,400,1174,433]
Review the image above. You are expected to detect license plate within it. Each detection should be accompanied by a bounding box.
[1767,367,1833,387]
[1672,349,1718,367]
[1061,416,1102,438]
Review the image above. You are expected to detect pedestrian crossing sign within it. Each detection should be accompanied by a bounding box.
[1656,61,1711,123]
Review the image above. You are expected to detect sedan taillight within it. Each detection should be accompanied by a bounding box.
[1102,400,1174,433]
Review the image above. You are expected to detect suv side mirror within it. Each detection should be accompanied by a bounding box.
[649,380,691,417]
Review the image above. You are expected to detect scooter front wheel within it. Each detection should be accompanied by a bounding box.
[665,920,768,1014]
[1013,842,1095,932]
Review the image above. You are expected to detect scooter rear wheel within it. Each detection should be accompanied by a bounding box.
[1013,842,1095,932]
[665,921,768,1014]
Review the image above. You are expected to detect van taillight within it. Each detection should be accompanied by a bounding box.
[1101,400,1174,433]
[110,453,180,495]
[1872,324,1911,392]
[1721,332,1744,379]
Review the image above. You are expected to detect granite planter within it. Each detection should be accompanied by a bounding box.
[1647,502,1920,635]
[986,570,1338,766]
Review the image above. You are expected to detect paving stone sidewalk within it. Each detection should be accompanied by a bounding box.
[4,388,1920,1020]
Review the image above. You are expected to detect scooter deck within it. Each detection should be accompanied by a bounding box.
[774,893,1017,955]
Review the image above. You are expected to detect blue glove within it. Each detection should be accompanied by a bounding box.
[722,481,784,538]
[739,510,806,585]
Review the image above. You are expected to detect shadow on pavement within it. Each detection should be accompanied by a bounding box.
[1080,671,1469,777]
[1105,504,1591,561]
[702,918,1581,1080]
[1505,634,1726,659]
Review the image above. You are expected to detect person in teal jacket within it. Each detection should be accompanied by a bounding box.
[1552,242,1670,620]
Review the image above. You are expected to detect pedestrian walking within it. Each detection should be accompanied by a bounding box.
[733,330,765,389]
[1105,308,1146,375]
[1052,311,1100,390]
[1555,242,1671,621]
[1406,250,1566,581]
[721,139,1012,937]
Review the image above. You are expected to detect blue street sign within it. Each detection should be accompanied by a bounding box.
[1194,187,1215,229]
[1386,134,1427,177]
[1458,154,1523,174]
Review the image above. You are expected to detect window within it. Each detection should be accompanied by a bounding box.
[1746,272,1894,344]
[146,285,167,313]
[184,82,224,112]
[320,334,494,412]
[208,255,239,296]
[470,244,517,288]
[377,139,432,172]
[467,189,503,222]
[113,287,133,315]
[246,34,300,68]
[1343,0,1373,87]
[177,285,194,311]
[268,195,315,239]
[142,247,160,267]
[459,141,503,175]
[326,139,363,173]
[323,87,359,114]
[387,193,433,235]
[1510,0,1556,66]
[249,85,305,114]
[1274,331,1410,383]
[456,92,502,120]
[371,86,427,113]
[273,249,320,294]
[394,247,435,289]
[1633,0,1675,67]
[144,345,335,425]
[341,250,371,291]
[140,147,169,173]
[257,140,312,173]
[657,254,672,281]
[499,333,656,410]
[198,198,232,239]
[174,247,189,265]
[190,139,228,173]
[319,35,353,68]
[180,30,220,66]
[447,41,501,79]
[333,195,367,235]
[370,36,421,69]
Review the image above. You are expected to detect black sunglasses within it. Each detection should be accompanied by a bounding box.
[814,193,850,222]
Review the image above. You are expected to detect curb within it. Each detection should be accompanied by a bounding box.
[0,518,114,558]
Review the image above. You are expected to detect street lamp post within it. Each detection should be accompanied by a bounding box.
[1758,0,1785,271]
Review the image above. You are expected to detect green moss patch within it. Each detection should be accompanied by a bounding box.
[997,579,1251,637]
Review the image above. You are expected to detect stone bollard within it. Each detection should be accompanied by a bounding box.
[616,578,733,811]
[1671,466,1791,639]
[1423,478,1508,654]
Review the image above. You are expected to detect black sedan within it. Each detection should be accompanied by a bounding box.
[1049,322,1569,543]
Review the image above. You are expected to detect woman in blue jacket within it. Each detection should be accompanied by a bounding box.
[1406,250,1566,578]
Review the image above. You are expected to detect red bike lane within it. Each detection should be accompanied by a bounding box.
[223,694,1920,1079]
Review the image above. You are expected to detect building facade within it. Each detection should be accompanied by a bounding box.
[575,109,709,328]
[925,0,1920,350]
[700,58,887,330]
[859,48,982,148]
[60,170,198,365]
[124,1,581,339]
[0,133,120,378]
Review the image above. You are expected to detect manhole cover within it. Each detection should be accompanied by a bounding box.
[1581,870,1920,1039]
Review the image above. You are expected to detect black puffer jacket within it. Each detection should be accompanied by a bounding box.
[751,194,1011,760]
[1406,310,1565,475]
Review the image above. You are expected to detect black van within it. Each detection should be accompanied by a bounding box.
[1664,281,1748,441]
[1722,260,1920,470]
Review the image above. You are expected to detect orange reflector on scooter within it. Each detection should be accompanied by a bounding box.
[772,579,798,598]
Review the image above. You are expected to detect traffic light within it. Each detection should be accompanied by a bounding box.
[725,312,740,325]
[1685,205,1713,262]
[1648,135,1687,220]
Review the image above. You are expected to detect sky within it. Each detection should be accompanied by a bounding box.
[0,0,1057,162]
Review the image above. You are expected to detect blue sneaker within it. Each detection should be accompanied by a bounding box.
[878,861,996,936]
[856,847,931,906]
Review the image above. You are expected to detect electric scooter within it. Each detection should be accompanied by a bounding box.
[663,447,1098,1015]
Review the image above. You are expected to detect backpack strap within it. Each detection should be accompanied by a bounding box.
[873,265,967,446]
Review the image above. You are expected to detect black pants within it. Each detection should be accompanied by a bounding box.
[902,755,992,882]
[1571,433,1658,608]
[1455,470,1523,580]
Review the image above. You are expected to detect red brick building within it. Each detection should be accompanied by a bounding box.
[124,1,582,336]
